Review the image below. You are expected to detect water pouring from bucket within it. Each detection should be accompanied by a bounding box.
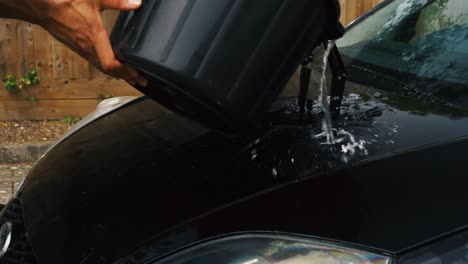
[319,40,337,144]
[111,0,345,134]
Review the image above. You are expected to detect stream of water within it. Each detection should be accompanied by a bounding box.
[316,40,336,144]
[313,41,375,163]
[318,40,336,144]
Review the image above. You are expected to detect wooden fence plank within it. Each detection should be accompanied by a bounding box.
[52,39,70,80]
[362,0,374,12]
[17,22,35,76]
[339,0,383,25]
[345,1,362,25]
[0,19,19,77]
[0,99,99,121]
[0,79,141,101]
[339,1,348,25]
[33,26,54,86]
[69,51,90,79]
[0,21,5,76]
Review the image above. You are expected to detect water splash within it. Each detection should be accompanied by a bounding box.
[311,41,373,163]
[318,40,336,144]
[308,92,401,164]
[337,129,368,163]
[312,127,369,164]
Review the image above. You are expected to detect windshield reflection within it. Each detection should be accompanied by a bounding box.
[337,0,468,109]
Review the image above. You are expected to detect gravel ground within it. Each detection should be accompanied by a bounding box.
[0,120,71,144]
[0,163,33,204]
[0,121,70,203]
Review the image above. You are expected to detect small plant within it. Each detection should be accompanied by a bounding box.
[60,116,81,125]
[4,74,18,93]
[97,93,114,103]
[3,69,40,94]
[25,95,38,103]
[21,69,40,87]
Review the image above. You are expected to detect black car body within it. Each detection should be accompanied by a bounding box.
[1,0,468,263]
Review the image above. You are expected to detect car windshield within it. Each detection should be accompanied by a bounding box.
[337,0,468,108]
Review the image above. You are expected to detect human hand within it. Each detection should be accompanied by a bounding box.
[33,0,148,86]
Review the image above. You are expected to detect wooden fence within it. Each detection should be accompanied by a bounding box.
[340,0,384,25]
[0,0,383,121]
[0,11,141,121]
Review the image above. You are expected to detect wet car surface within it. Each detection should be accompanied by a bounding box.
[1,0,468,263]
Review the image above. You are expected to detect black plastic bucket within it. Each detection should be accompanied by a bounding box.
[111,0,343,132]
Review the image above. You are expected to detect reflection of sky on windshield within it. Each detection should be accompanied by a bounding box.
[337,0,468,108]
[410,27,468,85]
[408,0,468,83]
[416,0,468,37]
[376,0,468,41]
[377,0,428,37]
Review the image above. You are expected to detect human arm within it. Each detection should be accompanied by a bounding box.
[0,0,147,86]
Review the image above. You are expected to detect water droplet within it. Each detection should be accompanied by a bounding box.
[272,168,278,177]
